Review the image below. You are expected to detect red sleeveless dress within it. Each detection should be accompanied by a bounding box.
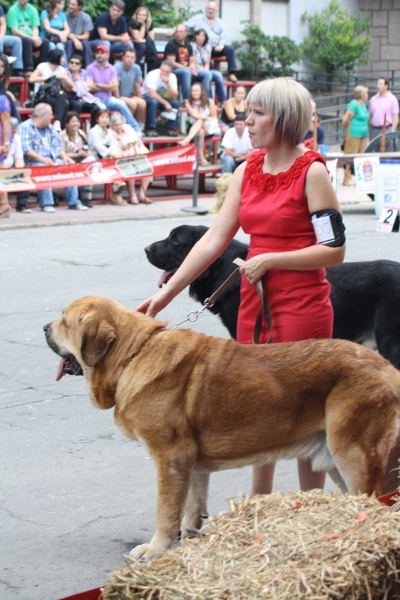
[237,149,333,345]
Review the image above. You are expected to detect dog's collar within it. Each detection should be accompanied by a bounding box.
[122,327,165,370]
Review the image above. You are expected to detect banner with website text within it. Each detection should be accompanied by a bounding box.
[0,145,196,193]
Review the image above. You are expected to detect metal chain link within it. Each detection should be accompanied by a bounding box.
[168,298,212,330]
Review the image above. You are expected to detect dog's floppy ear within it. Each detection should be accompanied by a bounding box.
[80,313,116,367]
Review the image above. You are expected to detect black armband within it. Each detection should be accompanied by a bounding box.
[311,209,346,247]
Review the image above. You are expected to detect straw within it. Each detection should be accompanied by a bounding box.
[102,490,400,599]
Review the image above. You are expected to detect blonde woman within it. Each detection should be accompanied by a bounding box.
[342,85,369,186]
[128,6,157,72]
[110,112,153,204]
[137,77,346,497]
[178,82,218,166]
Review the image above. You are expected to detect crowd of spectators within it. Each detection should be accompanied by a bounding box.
[0,0,248,216]
[2,0,398,216]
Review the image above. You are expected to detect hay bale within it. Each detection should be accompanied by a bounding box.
[102,491,400,600]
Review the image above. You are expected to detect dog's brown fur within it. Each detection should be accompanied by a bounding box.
[45,297,400,560]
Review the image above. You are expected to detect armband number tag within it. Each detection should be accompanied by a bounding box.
[311,214,335,244]
[376,206,398,233]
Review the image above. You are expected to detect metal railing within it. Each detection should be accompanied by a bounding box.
[297,69,400,146]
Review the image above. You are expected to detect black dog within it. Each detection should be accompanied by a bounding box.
[145,225,400,368]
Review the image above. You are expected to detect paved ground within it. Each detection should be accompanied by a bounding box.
[1,187,396,600]
[0,177,374,231]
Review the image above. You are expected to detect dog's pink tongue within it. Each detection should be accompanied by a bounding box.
[56,358,66,382]
[157,270,175,288]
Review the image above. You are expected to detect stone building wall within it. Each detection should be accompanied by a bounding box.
[360,0,400,76]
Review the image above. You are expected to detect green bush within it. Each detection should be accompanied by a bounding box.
[300,0,370,78]
[232,22,300,80]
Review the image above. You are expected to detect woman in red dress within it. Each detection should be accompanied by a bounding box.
[137,77,346,494]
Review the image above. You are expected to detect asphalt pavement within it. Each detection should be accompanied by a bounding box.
[1,186,396,600]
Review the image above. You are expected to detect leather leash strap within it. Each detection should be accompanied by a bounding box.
[206,257,273,344]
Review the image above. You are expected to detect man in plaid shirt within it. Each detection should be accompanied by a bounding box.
[19,103,86,212]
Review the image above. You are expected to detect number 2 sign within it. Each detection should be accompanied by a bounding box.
[376,206,399,232]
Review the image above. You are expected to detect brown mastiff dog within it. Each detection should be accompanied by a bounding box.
[44,296,400,560]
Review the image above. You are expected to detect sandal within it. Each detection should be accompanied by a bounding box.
[129,195,139,205]
[139,196,153,204]
[0,203,11,218]
[200,158,210,167]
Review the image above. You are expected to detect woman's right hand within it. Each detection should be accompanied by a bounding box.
[135,288,173,318]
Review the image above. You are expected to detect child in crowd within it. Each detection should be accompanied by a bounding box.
[178,82,218,166]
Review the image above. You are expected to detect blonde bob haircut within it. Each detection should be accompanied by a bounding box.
[246,78,312,146]
[354,85,368,100]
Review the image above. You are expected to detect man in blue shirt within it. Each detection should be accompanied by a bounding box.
[89,0,133,55]
[183,0,238,82]
[114,48,146,127]
[65,0,93,68]
[19,103,85,211]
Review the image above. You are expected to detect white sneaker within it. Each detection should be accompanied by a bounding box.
[41,206,55,213]
[69,202,89,211]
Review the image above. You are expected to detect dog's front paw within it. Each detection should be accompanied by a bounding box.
[129,543,165,561]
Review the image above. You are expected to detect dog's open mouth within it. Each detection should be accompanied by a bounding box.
[56,355,83,381]
[158,269,177,288]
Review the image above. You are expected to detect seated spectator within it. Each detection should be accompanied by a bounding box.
[65,0,93,68]
[7,0,50,76]
[5,116,31,213]
[164,24,212,103]
[61,111,94,207]
[0,7,24,77]
[110,112,153,204]
[183,0,238,82]
[114,48,146,129]
[302,100,325,150]
[128,6,157,73]
[221,114,253,173]
[62,54,104,126]
[178,82,218,166]
[0,55,12,218]
[220,85,247,133]
[191,28,226,104]
[19,103,86,211]
[40,0,69,63]
[141,60,179,137]
[86,44,141,134]
[89,0,133,55]
[87,108,127,205]
[29,48,73,131]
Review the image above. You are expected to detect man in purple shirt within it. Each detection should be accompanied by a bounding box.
[369,77,399,140]
[86,43,140,133]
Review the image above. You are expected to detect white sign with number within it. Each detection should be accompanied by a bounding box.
[376,206,399,232]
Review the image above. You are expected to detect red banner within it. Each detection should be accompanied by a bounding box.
[0,145,196,193]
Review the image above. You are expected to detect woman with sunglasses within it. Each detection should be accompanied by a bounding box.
[63,54,103,127]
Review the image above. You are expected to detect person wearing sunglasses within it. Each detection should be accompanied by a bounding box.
[62,54,104,127]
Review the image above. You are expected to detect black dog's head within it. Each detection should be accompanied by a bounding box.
[144,225,249,339]
[145,225,209,288]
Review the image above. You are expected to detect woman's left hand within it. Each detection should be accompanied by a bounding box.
[239,254,273,284]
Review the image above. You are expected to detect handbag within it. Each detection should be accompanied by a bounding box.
[34,75,62,104]
[206,117,220,136]
[46,32,61,44]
